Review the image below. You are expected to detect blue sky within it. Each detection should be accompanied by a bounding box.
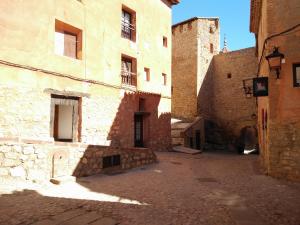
[172,0,255,51]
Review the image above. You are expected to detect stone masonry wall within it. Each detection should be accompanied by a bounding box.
[199,47,258,148]
[210,47,257,136]
[172,18,220,120]
[255,0,300,181]
[0,138,157,182]
[172,19,198,120]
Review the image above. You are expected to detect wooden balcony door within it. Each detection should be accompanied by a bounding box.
[134,115,144,147]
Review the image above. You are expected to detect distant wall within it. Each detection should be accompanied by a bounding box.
[211,47,257,135]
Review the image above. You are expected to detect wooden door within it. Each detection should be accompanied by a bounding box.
[134,115,144,147]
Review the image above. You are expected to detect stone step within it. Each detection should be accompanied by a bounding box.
[171,129,182,138]
[171,122,191,129]
[172,137,184,146]
[173,146,202,155]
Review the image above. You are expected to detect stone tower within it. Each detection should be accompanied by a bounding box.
[172,17,220,120]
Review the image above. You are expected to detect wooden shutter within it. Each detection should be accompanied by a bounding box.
[64,32,77,59]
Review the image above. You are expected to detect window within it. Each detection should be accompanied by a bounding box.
[103,155,121,169]
[179,25,183,32]
[210,43,214,54]
[162,73,167,85]
[293,63,300,87]
[50,95,81,142]
[227,73,232,79]
[121,7,136,41]
[163,36,168,47]
[144,68,150,81]
[121,55,137,86]
[55,19,82,59]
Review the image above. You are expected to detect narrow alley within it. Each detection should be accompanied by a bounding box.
[1,152,299,225]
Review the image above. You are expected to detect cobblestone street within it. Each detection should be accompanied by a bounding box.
[0,152,300,225]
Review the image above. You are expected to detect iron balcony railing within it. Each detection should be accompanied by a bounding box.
[121,21,135,40]
[121,70,137,86]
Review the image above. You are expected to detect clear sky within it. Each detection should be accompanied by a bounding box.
[172,0,255,51]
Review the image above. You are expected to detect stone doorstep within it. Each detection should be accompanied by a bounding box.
[50,176,76,185]
[173,146,202,155]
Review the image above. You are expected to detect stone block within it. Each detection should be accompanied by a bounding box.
[12,145,22,153]
[0,145,11,153]
[82,157,88,164]
[27,169,46,181]
[0,168,9,176]
[10,166,26,178]
[23,146,34,155]
[3,159,18,167]
[5,152,19,159]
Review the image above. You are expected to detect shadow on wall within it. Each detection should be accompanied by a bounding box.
[68,91,171,178]
[0,91,171,186]
[107,91,171,151]
[197,60,215,120]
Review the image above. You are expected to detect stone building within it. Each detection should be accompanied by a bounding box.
[0,0,179,182]
[250,0,300,181]
[172,17,258,151]
[172,17,220,120]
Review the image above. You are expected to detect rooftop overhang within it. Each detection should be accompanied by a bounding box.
[168,0,180,5]
[250,0,262,34]
[162,0,180,7]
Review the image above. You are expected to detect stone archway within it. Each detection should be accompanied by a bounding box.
[236,126,258,154]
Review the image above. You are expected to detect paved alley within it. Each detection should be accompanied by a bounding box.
[0,152,300,225]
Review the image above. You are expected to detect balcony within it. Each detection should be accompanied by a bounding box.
[121,21,135,40]
[121,70,137,87]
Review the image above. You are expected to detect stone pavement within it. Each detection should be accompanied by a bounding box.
[0,152,300,225]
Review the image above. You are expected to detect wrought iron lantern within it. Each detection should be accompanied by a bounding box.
[242,78,253,98]
[265,47,285,79]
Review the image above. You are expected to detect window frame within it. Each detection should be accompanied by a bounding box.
[163,36,168,48]
[162,73,167,86]
[50,94,81,143]
[121,54,137,86]
[121,6,136,42]
[55,19,82,60]
[144,67,150,81]
[293,63,300,87]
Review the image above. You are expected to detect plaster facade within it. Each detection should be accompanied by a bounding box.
[250,0,300,181]
[0,0,178,181]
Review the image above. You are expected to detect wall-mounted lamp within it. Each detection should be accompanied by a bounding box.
[242,78,253,98]
[265,47,285,79]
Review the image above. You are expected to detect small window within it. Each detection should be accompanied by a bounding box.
[121,55,137,86]
[215,20,219,29]
[293,63,300,87]
[103,155,121,169]
[144,68,150,81]
[163,36,168,47]
[227,73,232,79]
[121,6,136,42]
[210,43,214,54]
[179,25,183,32]
[162,73,167,86]
[51,95,81,142]
[55,19,82,59]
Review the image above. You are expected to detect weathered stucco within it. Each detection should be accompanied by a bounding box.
[0,0,176,181]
